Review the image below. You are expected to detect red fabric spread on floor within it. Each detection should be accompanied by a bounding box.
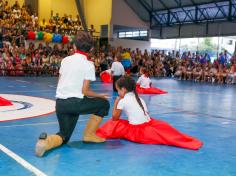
[100,72,112,83]
[96,118,203,150]
[0,96,13,106]
[136,85,167,94]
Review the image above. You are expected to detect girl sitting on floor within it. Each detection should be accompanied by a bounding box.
[136,68,167,94]
[137,68,152,88]
[96,76,203,150]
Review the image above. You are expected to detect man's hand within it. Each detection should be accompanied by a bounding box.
[99,93,109,99]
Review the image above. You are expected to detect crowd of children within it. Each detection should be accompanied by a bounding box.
[0,2,236,84]
[0,0,95,37]
[1,39,236,85]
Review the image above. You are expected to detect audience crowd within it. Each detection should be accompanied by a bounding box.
[0,1,236,85]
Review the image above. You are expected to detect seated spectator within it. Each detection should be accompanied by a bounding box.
[174,63,183,80]
[15,60,24,76]
[40,19,47,31]
[228,62,236,84]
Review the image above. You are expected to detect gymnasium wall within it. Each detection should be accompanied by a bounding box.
[111,0,149,29]
[110,38,150,52]
[38,0,51,20]
[110,0,150,50]
[7,0,24,6]
[38,0,78,21]
[151,21,236,39]
[83,0,112,34]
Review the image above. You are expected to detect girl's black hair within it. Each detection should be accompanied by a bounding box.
[116,76,146,115]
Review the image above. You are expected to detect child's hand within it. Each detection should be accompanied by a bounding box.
[113,97,122,105]
[115,96,121,103]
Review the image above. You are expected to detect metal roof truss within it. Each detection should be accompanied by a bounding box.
[151,0,236,27]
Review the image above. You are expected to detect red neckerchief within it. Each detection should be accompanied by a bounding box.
[75,50,93,62]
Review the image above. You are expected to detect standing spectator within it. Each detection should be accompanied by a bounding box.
[111,53,125,92]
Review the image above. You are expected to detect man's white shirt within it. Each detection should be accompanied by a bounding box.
[56,53,96,99]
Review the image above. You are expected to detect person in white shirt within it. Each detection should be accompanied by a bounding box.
[96,76,203,150]
[111,53,125,91]
[35,32,110,157]
[137,69,152,88]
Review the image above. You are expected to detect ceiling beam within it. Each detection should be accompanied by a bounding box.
[173,0,182,7]
[137,0,151,13]
[158,0,169,9]
[136,0,161,27]
[75,0,87,31]
[153,0,229,13]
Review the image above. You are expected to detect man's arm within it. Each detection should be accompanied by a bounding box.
[57,74,61,87]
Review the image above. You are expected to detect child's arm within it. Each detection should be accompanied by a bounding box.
[111,63,115,77]
[112,97,122,121]
[136,76,141,85]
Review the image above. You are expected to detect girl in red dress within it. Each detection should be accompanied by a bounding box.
[97,76,203,150]
[0,96,13,106]
[136,69,167,94]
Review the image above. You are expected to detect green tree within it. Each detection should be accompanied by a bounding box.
[198,38,217,53]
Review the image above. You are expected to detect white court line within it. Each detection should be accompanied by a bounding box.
[0,111,176,129]
[3,87,227,96]
[2,109,227,129]
[0,121,58,128]
[48,85,56,88]
[0,118,108,128]
[0,144,47,176]
[47,86,113,91]
[16,80,31,84]
[1,90,55,93]
[1,89,114,93]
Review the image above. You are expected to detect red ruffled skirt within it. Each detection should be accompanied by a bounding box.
[136,85,167,94]
[96,118,203,150]
[0,96,13,106]
[100,72,112,83]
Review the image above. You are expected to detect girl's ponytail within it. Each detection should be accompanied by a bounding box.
[117,75,146,115]
[134,89,146,115]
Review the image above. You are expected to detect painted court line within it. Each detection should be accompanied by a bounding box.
[16,80,31,84]
[0,144,47,176]
[153,103,236,121]
[48,85,56,88]
[1,107,234,129]
[1,90,55,93]
[0,109,211,129]
[0,118,108,128]
[1,89,113,93]
[0,121,58,128]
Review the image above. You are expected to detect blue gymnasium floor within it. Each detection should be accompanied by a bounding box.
[0,76,236,176]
